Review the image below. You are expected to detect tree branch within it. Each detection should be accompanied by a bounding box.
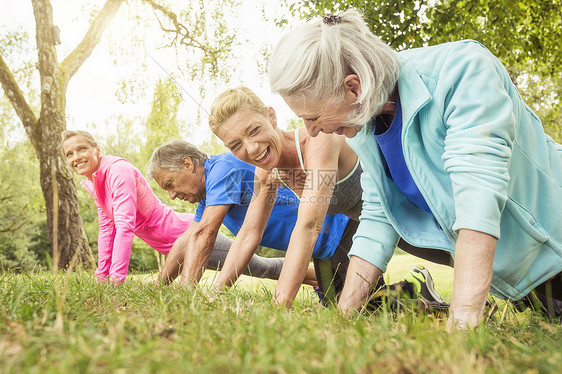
[141,0,206,51]
[60,0,125,83]
[0,219,28,234]
[0,199,29,233]
[0,54,38,130]
[0,195,14,203]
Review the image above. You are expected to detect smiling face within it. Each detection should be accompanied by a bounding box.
[63,135,101,179]
[152,157,206,203]
[214,107,283,170]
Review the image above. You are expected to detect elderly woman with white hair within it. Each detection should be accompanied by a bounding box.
[268,10,562,328]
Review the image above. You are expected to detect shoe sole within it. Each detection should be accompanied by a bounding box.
[414,267,445,304]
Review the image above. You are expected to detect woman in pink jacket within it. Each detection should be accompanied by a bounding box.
[62,130,283,283]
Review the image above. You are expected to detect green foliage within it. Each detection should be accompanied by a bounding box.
[422,0,561,78]
[141,77,186,166]
[0,269,560,373]
[291,0,426,49]
[128,239,159,272]
[111,0,239,108]
[199,133,229,156]
[0,26,36,94]
[138,76,200,215]
[0,128,50,269]
[101,115,144,168]
[422,0,562,141]
[0,28,48,271]
[0,27,28,55]
[256,246,286,258]
[0,26,39,148]
[291,0,561,66]
[175,0,238,82]
[288,0,562,141]
[0,141,48,271]
[285,117,304,131]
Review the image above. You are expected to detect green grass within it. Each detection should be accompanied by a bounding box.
[1,253,560,373]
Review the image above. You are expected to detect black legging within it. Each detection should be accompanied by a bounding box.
[515,272,562,318]
[398,238,454,267]
[313,219,358,304]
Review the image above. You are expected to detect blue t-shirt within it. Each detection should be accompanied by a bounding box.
[374,94,432,214]
[194,153,350,259]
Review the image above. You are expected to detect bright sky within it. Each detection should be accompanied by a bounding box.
[0,0,299,146]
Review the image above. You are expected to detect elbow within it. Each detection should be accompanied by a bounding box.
[114,221,135,232]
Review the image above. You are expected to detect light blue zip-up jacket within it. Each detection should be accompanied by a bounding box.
[347,40,562,300]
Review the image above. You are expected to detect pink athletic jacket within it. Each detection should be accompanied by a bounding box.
[81,155,193,283]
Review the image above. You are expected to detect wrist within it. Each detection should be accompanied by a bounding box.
[274,286,297,308]
[448,303,484,330]
[213,281,228,292]
[337,299,359,317]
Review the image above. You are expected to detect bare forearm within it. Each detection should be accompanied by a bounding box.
[274,225,319,307]
[338,256,383,316]
[180,231,217,288]
[158,230,190,284]
[159,250,183,284]
[448,229,496,329]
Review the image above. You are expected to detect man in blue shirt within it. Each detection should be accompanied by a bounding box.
[147,140,351,300]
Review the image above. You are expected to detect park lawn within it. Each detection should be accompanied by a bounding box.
[194,250,455,302]
[1,253,560,373]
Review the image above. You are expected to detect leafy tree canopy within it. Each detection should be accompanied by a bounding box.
[286,0,561,140]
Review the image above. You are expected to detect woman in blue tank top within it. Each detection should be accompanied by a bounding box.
[208,86,448,309]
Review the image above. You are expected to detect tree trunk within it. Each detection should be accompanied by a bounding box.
[33,117,94,268]
[30,0,95,268]
[2,0,223,269]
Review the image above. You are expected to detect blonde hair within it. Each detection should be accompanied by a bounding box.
[269,9,399,126]
[61,129,98,147]
[209,86,268,134]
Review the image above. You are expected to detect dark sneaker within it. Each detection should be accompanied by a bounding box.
[404,265,445,304]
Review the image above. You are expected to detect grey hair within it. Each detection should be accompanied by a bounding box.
[269,9,399,126]
[147,140,208,180]
[61,129,98,147]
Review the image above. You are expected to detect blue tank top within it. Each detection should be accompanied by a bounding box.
[374,94,432,214]
[194,153,350,259]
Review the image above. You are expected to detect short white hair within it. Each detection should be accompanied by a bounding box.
[147,140,207,180]
[269,9,399,125]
